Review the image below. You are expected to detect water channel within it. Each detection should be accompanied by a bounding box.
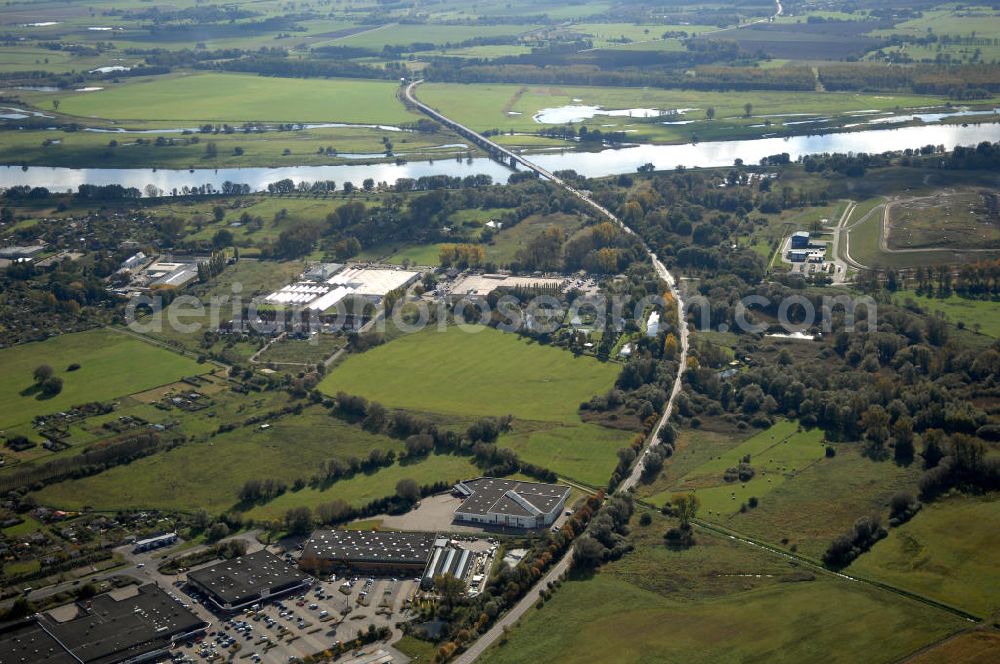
[1,121,998,193]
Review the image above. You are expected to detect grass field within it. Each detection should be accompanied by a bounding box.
[258,335,345,365]
[487,212,588,265]
[31,406,408,514]
[244,453,479,521]
[725,444,924,559]
[355,242,450,266]
[479,512,965,664]
[500,421,630,487]
[417,82,960,138]
[908,631,1000,664]
[895,290,1000,338]
[887,192,1000,251]
[843,197,997,269]
[48,73,417,125]
[850,495,1000,617]
[0,329,205,431]
[0,124,466,170]
[319,325,629,482]
[319,326,618,423]
[646,420,828,517]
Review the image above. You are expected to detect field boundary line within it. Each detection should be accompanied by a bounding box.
[683,515,982,623]
[108,325,228,370]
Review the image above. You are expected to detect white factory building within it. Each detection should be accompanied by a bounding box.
[453,477,570,529]
[264,265,420,312]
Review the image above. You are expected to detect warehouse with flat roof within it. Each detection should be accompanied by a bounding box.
[300,530,435,574]
[453,477,570,529]
[0,584,208,664]
[186,550,311,611]
[0,617,77,664]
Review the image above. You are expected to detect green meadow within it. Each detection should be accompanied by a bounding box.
[0,329,205,431]
[417,82,957,136]
[894,290,1000,338]
[319,325,630,483]
[647,420,828,517]
[244,453,480,522]
[480,512,965,664]
[320,326,618,423]
[32,406,407,514]
[850,495,1000,617]
[51,73,416,125]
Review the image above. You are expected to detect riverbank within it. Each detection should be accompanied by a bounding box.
[3,120,999,192]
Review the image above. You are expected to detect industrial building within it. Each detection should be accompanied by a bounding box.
[264,265,420,312]
[186,550,311,612]
[449,274,566,298]
[0,584,207,664]
[0,245,45,260]
[453,477,570,529]
[790,231,811,249]
[132,532,177,553]
[420,538,474,590]
[119,252,147,272]
[145,259,201,289]
[300,530,436,575]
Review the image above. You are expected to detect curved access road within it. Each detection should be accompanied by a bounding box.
[405,80,690,664]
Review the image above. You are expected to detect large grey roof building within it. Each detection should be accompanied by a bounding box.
[453,477,570,529]
[186,550,310,611]
[300,530,436,574]
[0,584,208,664]
[0,617,77,664]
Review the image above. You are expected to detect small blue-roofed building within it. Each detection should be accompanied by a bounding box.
[791,231,810,249]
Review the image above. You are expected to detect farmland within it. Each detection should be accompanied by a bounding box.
[31,405,409,514]
[645,420,828,518]
[894,290,1000,338]
[479,512,967,664]
[850,495,1000,617]
[319,325,631,483]
[886,192,1000,251]
[416,82,967,142]
[320,326,618,423]
[46,73,416,125]
[0,328,206,431]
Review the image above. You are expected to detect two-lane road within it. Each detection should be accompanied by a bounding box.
[404,81,690,664]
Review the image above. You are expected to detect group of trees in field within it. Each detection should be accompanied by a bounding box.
[31,364,63,397]
[573,493,634,569]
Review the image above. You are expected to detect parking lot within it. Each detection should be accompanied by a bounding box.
[171,567,418,663]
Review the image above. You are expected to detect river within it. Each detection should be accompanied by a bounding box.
[1,121,998,193]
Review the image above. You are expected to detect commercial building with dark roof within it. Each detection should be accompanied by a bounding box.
[0,617,77,664]
[186,550,311,611]
[453,477,570,529]
[300,530,435,575]
[0,584,208,664]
